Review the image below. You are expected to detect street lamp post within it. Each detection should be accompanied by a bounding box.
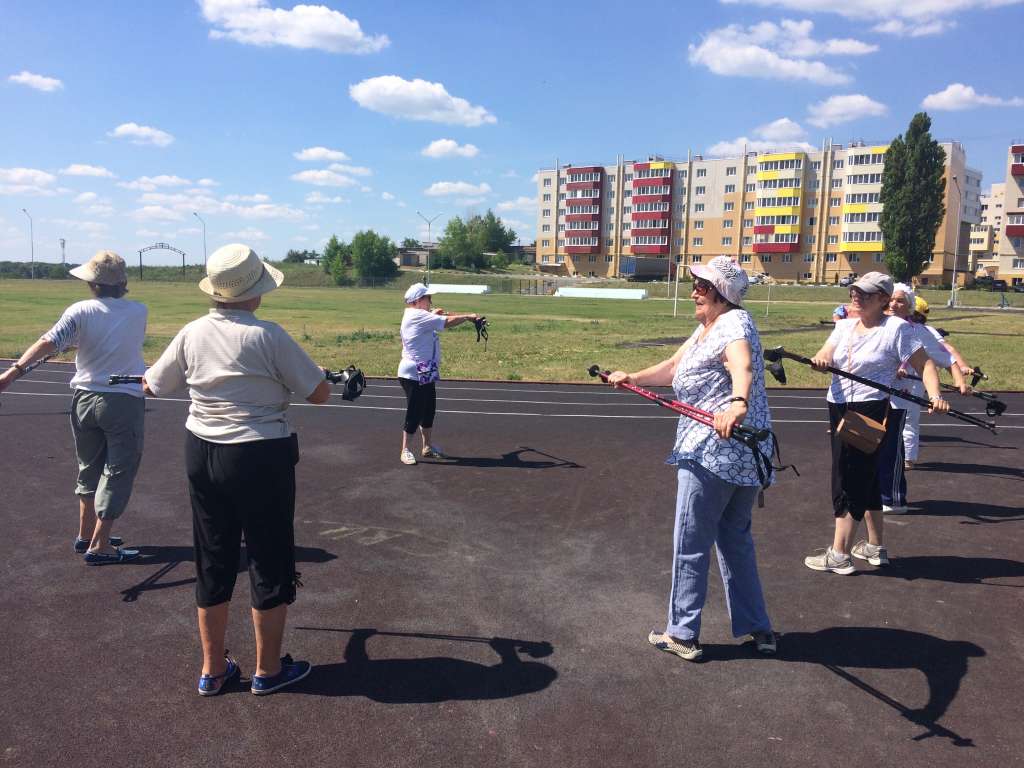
[59,237,66,267]
[21,208,34,279]
[949,176,962,308]
[416,211,441,286]
[193,212,207,266]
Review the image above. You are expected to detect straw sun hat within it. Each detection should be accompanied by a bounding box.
[199,243,284,303]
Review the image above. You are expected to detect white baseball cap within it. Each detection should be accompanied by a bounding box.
[199,243,283,303]
[404,282,437,303]
[689,255,749,306]
[69,250,128,285]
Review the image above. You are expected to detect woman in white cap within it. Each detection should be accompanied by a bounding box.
[606,256,776,662]
[397,282,479,465]
[0,250,145,564]
[803,272,948,575]
[144,244,331,697]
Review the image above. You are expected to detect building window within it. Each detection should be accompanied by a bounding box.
[874,253,883,262]
[542,224,550,232]
[543,178,552,187]
[726,166,737,176]
[803,272,813,279]
[588,255,597,262]
[624,173,633,181]
[745,183,755,193]
[782,254,792,262]
[693,237,703,246]
[803,253,814,262]
[833,160,844,169]
[605,238,613,246]
[743,218,753,227]
[807,235,816,245]
[542,209,551,217]
[811,161,821,171]
[830,197,841,207]
[696,168,707,178]
[831,178,843,188]
[722,237,733,246]
[606,255,614,262]
[694,203,705,213]
[607,175,616,183]
[543,193,551,202]
[829,216,839,225]
[724,219,734,229]
[761,253,772,262]
[542,239,551,247]
[694,220,704,230]
[826,253,838,262]
[556,239,563,247]
[692,255,702,263]
[828,235,838,245]
[743,236,752,246]
[724,184,736,194]
[541,255,550,263]
[849,254,861,263]
[739,254,750,263]
[555,255,565,263]
[695,186,706,195]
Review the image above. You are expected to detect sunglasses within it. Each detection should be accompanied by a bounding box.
[693,278,714,296]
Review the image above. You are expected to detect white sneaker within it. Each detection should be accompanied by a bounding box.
[804,547,856,575]
[400,449,417,465]
[851,540,890,566]
[648,631,703,661]
[882,504,908,514]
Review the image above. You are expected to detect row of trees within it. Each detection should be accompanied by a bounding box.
[320,230,400,285]
[434,210,518,271]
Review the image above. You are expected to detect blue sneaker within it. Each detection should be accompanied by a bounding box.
[83,547,140,565]
[250,654,311,696]
[74,536,123,553]
[198,656,241,697]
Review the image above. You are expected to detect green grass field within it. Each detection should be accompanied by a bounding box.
[2,278,1021,389]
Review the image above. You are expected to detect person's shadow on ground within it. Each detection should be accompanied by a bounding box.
[424,446,582,470]
[292,627,557,703]
[855,554,1024,586]
[906,499,1024,525]
[119,545,337,602]
[704,627,984,746]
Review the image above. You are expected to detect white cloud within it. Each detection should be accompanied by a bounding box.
[327,163,372,176]
[397,201,407,208]
[754,117,807,142]
[496,195,535,213]
[360,185,372,193]
[300,223,320,230]
[721,0,1019,37]
[133,205,184,222]
[807,94,887,127]
[293,146,349,162]
[60,164,116,178]
[84,204,116,217]
[225,193,272,202]
[73,192,98,204]
[220,227,269,242]
[688,20,874,85]
[530,172,540,184]
[290,169,357,187]
[456,197,486,207]
[707,117,816,156]
[137,191,305,221]
[922,82,1024,110]
[381,192,395,200]
[424,181,492,197]
[118,175,192,191]
[305,191,347,204]
[501,169,519,178]
[198,0,389,54]
[108,122,175,147]
[0,167,59,196]
[197,177,219,187]
[8,71,63,92]
[349,76,497,126]
[136,229,161,238]
[421,138,480,158]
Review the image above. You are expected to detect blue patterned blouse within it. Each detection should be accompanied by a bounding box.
[665,309,775,487]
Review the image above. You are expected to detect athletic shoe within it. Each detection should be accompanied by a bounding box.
[648,630,703,661]
[74,536,123,554]
[751,631,777,655]
[882,504,908,515]
[803,547,856,575]
[251,654,311,696]
[421,445,448,459]
[83,547,140,565]
[198,655,241,697]
[904,461,915,471]
[851,540,890,566]
[400,449,417,465]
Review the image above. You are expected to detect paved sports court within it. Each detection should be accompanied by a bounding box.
[1,362,1022,767]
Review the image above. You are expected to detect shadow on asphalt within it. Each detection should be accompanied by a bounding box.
[857,555,1024,586]
[424,445,582,470]
[918,434,1016,450]
[291,627,557,703]
[909,499,1024,524]
[914,461,1023,479]
[119,545,337,603]
[704,627,984,747]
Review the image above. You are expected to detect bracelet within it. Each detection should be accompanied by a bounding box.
[728,396,748,406]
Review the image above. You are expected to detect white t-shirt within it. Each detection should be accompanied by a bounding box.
[145,309,325,444]
[397,308,447,383]
[44,298,148,397]
[825,316,923,404]
[892,322,954,411]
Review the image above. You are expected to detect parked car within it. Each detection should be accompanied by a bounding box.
[838,273,858,287]
[1012,283,1024,293]
[990,279,1008,292]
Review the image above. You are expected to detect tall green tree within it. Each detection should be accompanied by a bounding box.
[436,216,475,269]
[351,230,399,280]
[436,210,517,271]
[879,112,947,281]
[322,235,353,285]
[401,237,420,249]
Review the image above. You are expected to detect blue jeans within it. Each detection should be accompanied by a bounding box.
[666,460,772,641]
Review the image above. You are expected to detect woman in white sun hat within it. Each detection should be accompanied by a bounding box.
[144,244,331,697]
[606,256,777,662]
[0,250,146,564]
[397,282,480,465]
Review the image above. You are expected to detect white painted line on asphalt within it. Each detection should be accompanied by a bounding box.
[3,391,1021,428]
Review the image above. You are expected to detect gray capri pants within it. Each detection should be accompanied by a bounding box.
[71,390,145,520]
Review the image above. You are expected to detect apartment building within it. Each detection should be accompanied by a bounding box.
[535,142,980,286]
[996,145,1024,286]
[970,182,1004,277]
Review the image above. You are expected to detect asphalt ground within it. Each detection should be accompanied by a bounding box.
[1,363,1022,768]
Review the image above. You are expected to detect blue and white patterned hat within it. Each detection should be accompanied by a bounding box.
[690,256,749,306]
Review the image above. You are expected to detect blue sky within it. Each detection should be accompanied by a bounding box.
[2,0,1023,265]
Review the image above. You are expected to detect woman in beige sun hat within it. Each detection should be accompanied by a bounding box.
[0,250,147,564]
[144,243,331,696]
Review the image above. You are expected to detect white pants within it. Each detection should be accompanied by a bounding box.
[903,406,921,461]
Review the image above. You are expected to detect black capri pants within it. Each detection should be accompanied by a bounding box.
[185,431,300,610]
[400,378,436,434]
[828,399,903,521]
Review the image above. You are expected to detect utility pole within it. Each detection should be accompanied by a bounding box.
[416,211,442,286]
[949,176,962,308]
[59,237,66,267]
[193,212,207,266]
[21,208,34,279]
